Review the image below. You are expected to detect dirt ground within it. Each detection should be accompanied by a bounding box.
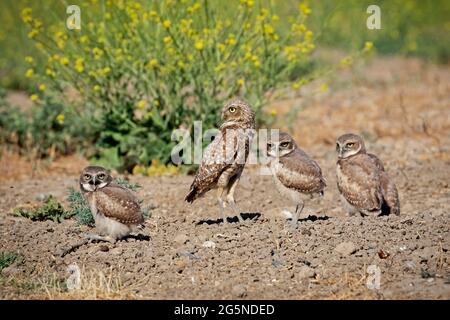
[0,56,449,299]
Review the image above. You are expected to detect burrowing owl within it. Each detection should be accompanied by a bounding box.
[80,166,144,242]
[336,133,400,216]
[185,99,255,224]
[267,132,326,227]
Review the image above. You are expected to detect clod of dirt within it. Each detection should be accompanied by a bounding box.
[174,233,189,245]
[301,228,312,236]
[378,249,390,259]
[298,266,316,279]
[202,240,216,249]
[231,284,247,298]
[1,264,20,277]
[35,193,51,202]
[99,245,109,252]
[334,241,357,256]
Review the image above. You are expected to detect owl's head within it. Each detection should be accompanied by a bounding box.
[79,166,112,192]
[336,133,366,159]
[267,131,297,158]
[221,99,255,129]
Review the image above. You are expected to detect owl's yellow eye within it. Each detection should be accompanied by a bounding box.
[346,142,355,148]
[280,142,290,148]
[97,173,106,180]
[83,174,91,180]
[228,106,236,113]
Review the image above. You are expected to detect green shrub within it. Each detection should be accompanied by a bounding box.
[0,252,20,271]
[14,196,73,222]
[20,0,318,171]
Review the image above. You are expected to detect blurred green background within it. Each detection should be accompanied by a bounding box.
[0,0,448,174]
[1,0,448,90]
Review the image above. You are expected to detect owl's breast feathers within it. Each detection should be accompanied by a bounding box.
[94,184,144,225]
[185,127,252,203]
[275,149,326,195]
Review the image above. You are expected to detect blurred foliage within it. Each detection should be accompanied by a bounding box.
[13,196,73,222]
[308,0,450,64]
[0,93,98,158]
[67,178,151,226]
[1,0,445,171]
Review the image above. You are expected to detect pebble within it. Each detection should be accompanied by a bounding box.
[334,241,357,256]
[202,240,216,249]
[298,266,316,279]
[231,284,247,298]
[174,233,189,245]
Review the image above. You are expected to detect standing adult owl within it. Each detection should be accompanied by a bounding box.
[336,133,400,216]
[267,132,326,227]
[80,166,144,242]
[185,99,255,224]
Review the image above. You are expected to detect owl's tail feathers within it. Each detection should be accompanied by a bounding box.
[185,187,198,203]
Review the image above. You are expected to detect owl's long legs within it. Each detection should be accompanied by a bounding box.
[226,177,244,223]
[217,187,228,224]
[291,201,304,228]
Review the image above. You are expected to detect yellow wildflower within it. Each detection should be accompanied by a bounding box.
[21,8,33,23]
[194,40,204,50]
[136,100,146,109]
[25,56,34,64]
[93,85,101,92]
[163,36,172,45]
[149,59,158,67]
[237,79,245,86]
[75,58,84,73]
[38,84,46,91]
[56,114,65,124]
[60,57,69,65]
[25,69,34,78]
[80,35,89,44]
[162,20,171,28]
[319,83,329,92]
[299,3,312,16]
[30,94,38,102]
[364,41,374,51]
[28,29,38,39]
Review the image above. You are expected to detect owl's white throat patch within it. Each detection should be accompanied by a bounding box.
[81,183,96,192]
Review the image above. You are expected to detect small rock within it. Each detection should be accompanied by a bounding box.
[110,247,122,255]
[174,234,189,245]
[202,240,216,249]
[35,193,51,202]
[231,284,247,298]
[99,245,109,252]
[335,241,357,256]
[301,228,312,236]
[298,266,316,279]
[404,260,416,271]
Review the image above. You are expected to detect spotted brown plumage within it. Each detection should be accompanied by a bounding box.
[267,132,326,227]
[185,99,255,224]
[336,133,400,216]
[80,166,145,241]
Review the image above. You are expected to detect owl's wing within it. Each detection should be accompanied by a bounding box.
[367,154,400,214]
[337,156,383,211]
[380,171,400,215]
[96,185,144,225]
[185,130,243,202]
[368,153,385,171]
[277,151,326,194]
